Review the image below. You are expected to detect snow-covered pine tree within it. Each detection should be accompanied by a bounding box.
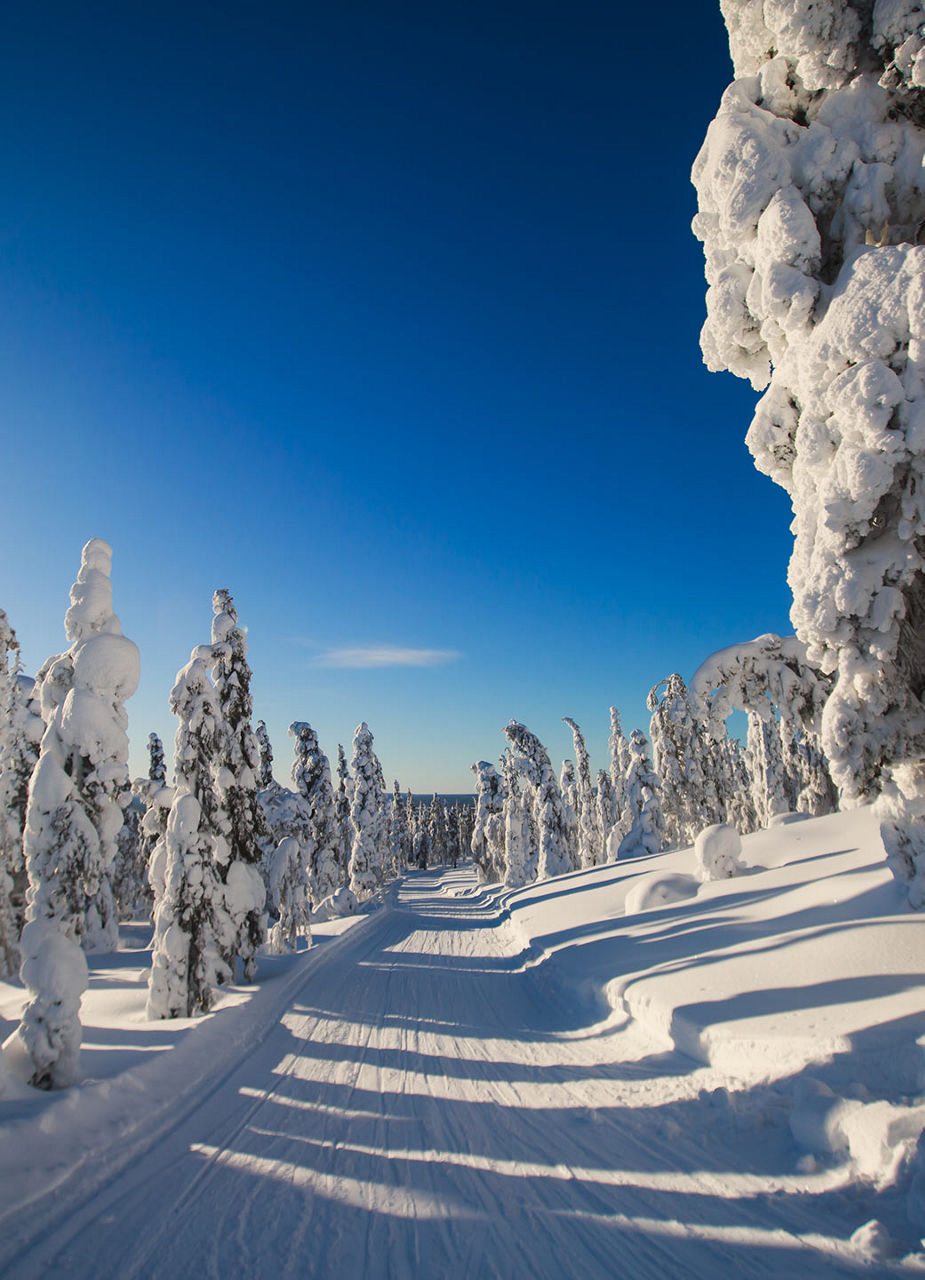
[348,723,384,899]
[563,717,603,867]
[112,788,147,919]
[255,720,274,789]
[607,707,630,856]
[148,731,166,785]
[499,749,531,886]
[0,612,25,977]
[18,539,139,1087]
[264,837,311,954]
[210,590,266,981]
[746,710,790,829]
[426,793,445,867]
[693,3,925,890]
[471,761,506,882]
[618,730,665,858]
[147,649,236,1019]
[389,780,410,874]
[335,744,352,863]
[595,769,616,864]
[723,736,758,834]
[647,675,713,848]
[289,721,343,903]
[503,721,576,880]
[558,759,579,867]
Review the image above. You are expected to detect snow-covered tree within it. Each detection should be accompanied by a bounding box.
[255,720,274,789]
[148,731,166,785]
[746,710,790,828]
[112,789,147,919]
[334,744,352,861]
[0,612,28,977]
[647,675,714,848]
[389,780,411,873]
[18,539,139,1086]
[563,717,603,867]
[471,761,506,882]
[264,837,311,954]
[289,721,343,902]
[348,723,384,899]
[503,721,576,880]
[210,590,266,981]
[693,4,925,880]
[618,730,665,858]
[595,769,616,863]
[147,649,235,1020]
[500,749,532,887]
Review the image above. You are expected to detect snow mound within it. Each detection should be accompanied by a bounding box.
[315,887,359,920]
[624,872,700,914]
[695,823,744,880]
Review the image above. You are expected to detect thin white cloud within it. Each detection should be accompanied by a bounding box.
[315,646,461,670]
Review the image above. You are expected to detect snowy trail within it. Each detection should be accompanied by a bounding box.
[3,870,872,1278]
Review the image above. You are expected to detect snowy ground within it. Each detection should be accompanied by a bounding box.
[1,809,924,1276]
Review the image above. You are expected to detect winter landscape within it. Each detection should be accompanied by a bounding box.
[4,0,925,1276]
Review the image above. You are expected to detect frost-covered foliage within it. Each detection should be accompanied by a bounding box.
[647,675,716,848]
[746,711,790,828]
[0,613,32,977]
[595,769,617,862]
[563,717,603,868]
[503,721,577,880]
[558,759,579,866]
[289,721,343,903]
[264,837,311,954]
[877,761,925,907]
[427,794,446,866]
[147,651,235,1020]
[112,789,147,919]
[210,591,266,981]
[19,539,139,1087]
[255,720,274,789]
[695,822,744,881]
[693,4,925,842]
[348,723,385,900]
[471,761,506,882]
[721,735,759,834]
[618,730,665,858]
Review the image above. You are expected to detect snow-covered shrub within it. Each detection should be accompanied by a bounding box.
[693,3,925,885]
[695,823,744,881]
[316,886,358,920]
[265,836,311,954]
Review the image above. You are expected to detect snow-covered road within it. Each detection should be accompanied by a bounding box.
[3,870,875,1278]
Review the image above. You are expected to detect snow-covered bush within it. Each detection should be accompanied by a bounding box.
[693,3,925,886]
[695,823,744,881]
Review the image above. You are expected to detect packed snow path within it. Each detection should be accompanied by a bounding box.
[4,870,880,1278]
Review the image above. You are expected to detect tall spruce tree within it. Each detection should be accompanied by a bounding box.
[289,721,343,902]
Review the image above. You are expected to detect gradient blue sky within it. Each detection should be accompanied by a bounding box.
[0,1,794,791]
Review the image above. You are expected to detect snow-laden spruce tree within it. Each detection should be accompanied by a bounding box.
[647,675,715,848]
[17,539,139,1087]
[389,780,410,873]
[264,837,311,954]
[471,760,506,882]
[563,717,603,867]
[147,649,236,1019]
[210,591,266,980]
[348,723,384,899]
[606,707,630,857]
[618,730,665,858]
[694,2,925,891]
[255,720,274,789]
[425,794,445,867]
[289,721,343,903]
[503,721,576,880]
[500,749,534,886]
[559,759,579,866]
[334,744,352,860]
[745,710,790,828]
[0,612,27,977]
[148,731,166,785]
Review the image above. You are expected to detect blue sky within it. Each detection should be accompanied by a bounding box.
[0,1,794,791]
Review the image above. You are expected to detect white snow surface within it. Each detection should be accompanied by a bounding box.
[1,810,924,1275]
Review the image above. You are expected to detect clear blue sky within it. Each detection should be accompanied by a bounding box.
[0,0,794,791]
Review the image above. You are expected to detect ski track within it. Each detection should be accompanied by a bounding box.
[2,869,880,1279]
